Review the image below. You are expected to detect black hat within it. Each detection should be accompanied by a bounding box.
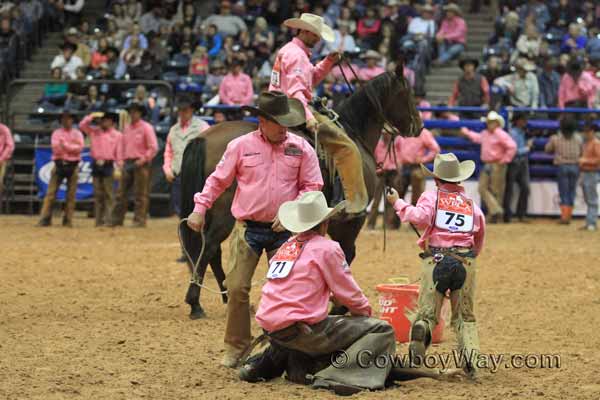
[567,57,584,75]
[432,255,467,294]
[126,102,147,115]
[60,42,77,52]
[560,115,578,134]
[459,57,479,70]
[241,91,305,127]
[176,95,195,110]
[230,58,244,67]
[98,108,119,122]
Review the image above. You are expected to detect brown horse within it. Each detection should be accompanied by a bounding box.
[179,65,422,318]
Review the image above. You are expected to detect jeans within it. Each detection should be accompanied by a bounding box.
[557,164,579,206]
[581,171,599,228]
[437,41,465,64]
[503,156,530,221]
[244,221,291,256]
[171,175,181,217]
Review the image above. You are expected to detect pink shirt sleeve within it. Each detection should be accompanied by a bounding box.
[193,140,239,214]
[558,75,568,108]
[393,192,435,230]
[312,56,336,88]
[297,139,324,196]
[499,129,517,163]
[473,212,486,256]
[242,74,254,105]
[62,131,84,154]
[142,124,158,163]
[218,75,232,105]
[163,133,173,176]
[0,124,14,161]
[318,243,371,317]
[461,127,483,144]
[421,129,440,163]
[439,18,466,43]
[481,77,490,105]
[79,115,100,137]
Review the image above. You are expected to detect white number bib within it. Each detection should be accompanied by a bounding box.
[270,70,280,87]
[267,239,305,279]
[434,190,474,233]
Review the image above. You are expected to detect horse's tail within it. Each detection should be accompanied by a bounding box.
[180,137,207,269]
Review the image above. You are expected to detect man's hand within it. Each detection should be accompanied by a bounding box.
[96,159,105,166]
[326,51,341,64]
[165,169,175,183]
[187,212,205,232]
[113,167,122,180]
[306,117,319,133]
[386,187,400,205]
[272,215,286,232]
[135,159,145,167]
[90,111,104,119]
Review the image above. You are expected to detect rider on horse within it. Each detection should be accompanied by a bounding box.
[269,13,368,216]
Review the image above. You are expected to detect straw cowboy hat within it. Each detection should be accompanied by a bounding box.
[278,191,346,233]
[242,91,306,127]
[421,153,475,183]
[284,13,335,42]
[361,50,382,60]
[443,3,463,16]
[483,110,505,128]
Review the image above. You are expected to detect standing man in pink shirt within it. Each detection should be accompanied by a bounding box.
[358,50,385,81]
[186,92,323,368]
[461,111,517,223]
[387,152,486,380]
[111,102,158,228]
[218,59,255,106]
[79,110,122,227]
[398,127,440,206]
[558,58,596,108]
[0,122,15,204]
[434,4,467,65]
[37,110,85,227]
[269,13,367,216]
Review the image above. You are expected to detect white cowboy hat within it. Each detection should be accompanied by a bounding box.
[284,13,335,43]
[361,50,382,60]
[443,3,463,16]
[514,57,536,72]
[421,153,475,183]
[278,192,346,233]
[483,110,505,128]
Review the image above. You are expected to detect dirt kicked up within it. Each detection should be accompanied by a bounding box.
[1,214,599,399]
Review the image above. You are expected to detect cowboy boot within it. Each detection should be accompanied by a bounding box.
[457,321,480,380]
[408,320,432,367]
[565,206,573,224]
[558,205,569,224]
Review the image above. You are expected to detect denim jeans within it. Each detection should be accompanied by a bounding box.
[244,222,291,256]
[171,175,181,217]
[581,171,599,227]
[557,164,579,206]
[437,41,465,64]
[503,156,530,221]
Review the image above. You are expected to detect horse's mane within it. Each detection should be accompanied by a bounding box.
[334,72,397,142]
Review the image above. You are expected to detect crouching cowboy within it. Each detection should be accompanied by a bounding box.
[239,192,452,395]
[386,153,486,379]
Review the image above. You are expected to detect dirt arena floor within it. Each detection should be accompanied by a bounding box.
[1,213,599,399]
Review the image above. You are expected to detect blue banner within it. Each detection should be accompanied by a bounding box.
[35,148,94,200]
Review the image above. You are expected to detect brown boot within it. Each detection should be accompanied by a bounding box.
[565,206,573,224]
[558,205,569,224]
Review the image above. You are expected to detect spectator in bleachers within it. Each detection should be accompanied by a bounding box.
[200,24,223,58]
[251,17,274,64]
[503,112,531,223]
[189,45,209,78]
[323,20,356,54]
[519,0,551,34]
[218,58,254,106]
[0,122,14,202]
[538,56,561,108]
[116,35,144,79]
[81,84,103,111]
[558,57,596,108]
[90,37,109,69]
[19,0,43,30]
[397,126,440,206]
[550,0,578,31]
[146,30,169,64]
[204,0,247,38]
[111,102,158,228]
[461,111,517,223]
[404,4,435,66]
[51,42,84,80]
[338,7,356,34]
[586,28,600,60]
[578,117,600,231]
[414,88,431,120]
[129,51,161,80]
[178,2,203,32]
[489,11,520,50]
[139,5,167,35]
[448,58,490,110]
[434,3,467,66]
[203,60,226,103]
[356,6,381,49]
[105,19,125,49]
[544,116,582,224]
[79,110,122,227]
[37,110,84,227]
[63,0,84,27]
[358,50,384,81]
[108,2,130,33]
[126,0,142,22]
[560,23,587,54]
[481,55,511,86]
[10,4,31,36]
[512,24,541,62]
[0,16,16,47]
[130,84,160,125]
[65,27,91,67]
[123,23,148,50]
[493,57,539,108]
[45,67,68,97]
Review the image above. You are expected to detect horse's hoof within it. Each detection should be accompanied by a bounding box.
[189,305,206,320]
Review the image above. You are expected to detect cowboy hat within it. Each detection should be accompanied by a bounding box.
[59,42,77,52]
[95,109,119,123]
[459,57,479,70]
[176,94,195,110]
[126,101,147,115]
[514,58,536,72]
[284,13,335,43]
[65,27,79,36]
[483,110,505,128]
[443,3,463,16]
[421,153,475,183]
[278,191,346,233]
[241,91,305,127]
[420,4,435,13]
[361,50,382,60]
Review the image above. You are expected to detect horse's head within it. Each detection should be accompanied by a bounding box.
[386,61,423,138]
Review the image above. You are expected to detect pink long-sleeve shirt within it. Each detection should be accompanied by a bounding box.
[218,72,255,106]
[79,115,122,161]
[558,71,596,108]
[51,127,85,161]
[398,128,440,164]
[437,16,467,44]
[358,65,385,81]
[393,183,486,255]
[117,119,158,164]
[0,123,15,162]
[462,126,517,164]
[418,99,432,120]
[256,231,372,332]
[374,137,401,171]
[269,37,336,120]
[193,129,323,222]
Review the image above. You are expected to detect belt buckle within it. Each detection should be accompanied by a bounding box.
[433,253,444,263]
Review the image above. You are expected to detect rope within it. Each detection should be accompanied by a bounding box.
[177,218,267,296]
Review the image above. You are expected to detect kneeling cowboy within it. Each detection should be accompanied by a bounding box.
[270,13,368,215]
[386,153,486,379]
